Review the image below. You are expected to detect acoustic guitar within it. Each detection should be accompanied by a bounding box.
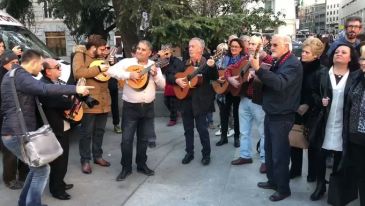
[173,50,223,100]
[64,78,85,122]
[90,47,117,82]
[212,70,229,94]
[229,44,261,96]
[119,58,169,90]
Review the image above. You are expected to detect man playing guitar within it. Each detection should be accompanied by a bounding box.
[172,37,218,166]
[107,40,165,181]
[73,34,111,174]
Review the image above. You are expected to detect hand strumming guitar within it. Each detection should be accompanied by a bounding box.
[176,77,187,88]
[130,72,141,80]
[228,75,240,88]
[99,63,109,72]
[149,65,157,77]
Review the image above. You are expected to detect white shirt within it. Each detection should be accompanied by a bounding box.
[107,57,165,103]
[322,67,349,151]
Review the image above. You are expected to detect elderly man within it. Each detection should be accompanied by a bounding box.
[226,36,273,173]
[171,37,218,165]
[108,40,165,181]
[250,35,303,201]
[327,16,362,56]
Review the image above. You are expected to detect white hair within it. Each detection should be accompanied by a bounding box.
[190,37,205,49]
[273,34,292,50]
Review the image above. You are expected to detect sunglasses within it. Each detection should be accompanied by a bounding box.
[106,46,111,50]
[50,64,61,70]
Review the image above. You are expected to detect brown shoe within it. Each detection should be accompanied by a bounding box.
[81,163,92,174]
[259,163,267,174]
[231,157,253,165]
[94,158,111,167]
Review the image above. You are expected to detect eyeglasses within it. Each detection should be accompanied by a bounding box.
[230,45,241,49]
[347,25,361,29]
[50,64,61,70]
[106,46,110,50]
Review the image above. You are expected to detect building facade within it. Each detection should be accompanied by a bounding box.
[298,0,326,34]
[326,0,340,34]
[339,0,365,29]
[264,0,297,36]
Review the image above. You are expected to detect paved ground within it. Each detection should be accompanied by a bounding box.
[0,116,360,206]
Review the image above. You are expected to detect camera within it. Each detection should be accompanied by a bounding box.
[79,95,99,108]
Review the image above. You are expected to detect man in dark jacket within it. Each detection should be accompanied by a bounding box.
[172,37,218,165]
[39,58,74,200]
[0,50,28,190]
[250,35,303,201]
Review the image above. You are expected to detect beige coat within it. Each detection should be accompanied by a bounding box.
[73,48,111,114]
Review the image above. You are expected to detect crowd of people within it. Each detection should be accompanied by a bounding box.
[0,15,365,206]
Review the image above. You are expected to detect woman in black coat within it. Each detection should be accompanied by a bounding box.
[310,43,359,201]
[290,37,325,182]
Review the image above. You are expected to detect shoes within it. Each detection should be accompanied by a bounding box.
[114,125,122,133]
[5,180,23,190]
[227,128,234,137]
[148,142,156,148]
[167,120,176,126]
[216,138,228,146]
[310,181,326,201]
[233,138,240,148]
[94,158,111,167]
[269,191,291,202]
[257,181,277,190]
[182,154,194,164]
[231,157,253,165]
[116,169,132,181]
[215,129,222,136]
[52,192,71,200]
[81,162,92,174]
[259,163,267,174]
[290,171,301,179]
[201,157,211,166]
[208,123,215,129]
[137,165,155,176]
[307,176,316,183]
[64,184,74,190]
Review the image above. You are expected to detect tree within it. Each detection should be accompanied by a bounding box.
[0,0,35,27]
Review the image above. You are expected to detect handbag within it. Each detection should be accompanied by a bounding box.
[289,124,308,149]
[10,69,63,167]
[327,169,358,206]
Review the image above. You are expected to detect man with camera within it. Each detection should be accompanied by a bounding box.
[73,34,111,174]
[38,58,74,200]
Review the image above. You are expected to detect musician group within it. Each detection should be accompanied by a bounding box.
[1,15,365,205]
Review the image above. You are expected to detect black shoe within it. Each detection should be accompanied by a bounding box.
[310,181,326,201]
[52,192,71,200]
[182,154,194,164]
[201,157,210,165]
[148,142,156,148]
[216,138,228,146]
[64,184,74,190]
[257,181,277,190]
[234,138,240,148]
[269,191,290,202]
[137,165,155,176]
[116,169,132,181]
[307,176,316,183]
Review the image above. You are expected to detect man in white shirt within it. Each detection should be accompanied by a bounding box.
[107,40,165,181]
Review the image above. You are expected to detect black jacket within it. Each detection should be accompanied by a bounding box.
[164,56,184,85]
[168,57,218,116]
[256,53,303,115]
[311,67,358,150]
[38,76,73,136]
[1,66,76,136]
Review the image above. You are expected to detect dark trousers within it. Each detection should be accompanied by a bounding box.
[290,146,317,178]
[1,140,28,184]
[49,131,70,195]
[316,149,342,182]
[109,88,120,125]
[79,113,108,163]
[264,114,294,195]
[121,101,154,169]
[219,93,240,139]
[164,96,179,121]
[350,142,365,206]
[181,98,211,157]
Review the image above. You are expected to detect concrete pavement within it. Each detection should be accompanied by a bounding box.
[0,116,360,206]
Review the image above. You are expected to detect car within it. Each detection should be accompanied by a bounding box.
[291,41,302,59]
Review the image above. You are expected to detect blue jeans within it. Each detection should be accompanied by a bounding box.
[2,135,50,206]
[239,98,265,162]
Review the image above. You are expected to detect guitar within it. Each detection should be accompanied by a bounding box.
[229,44,261,96]
[212,70,229,94]
[64,78,85,122]
[119,58,169,90]
[91,47,117,82]
[173,50,224,100]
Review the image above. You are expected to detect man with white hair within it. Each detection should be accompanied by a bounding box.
[172,37,218,165]
[250,34,303,201]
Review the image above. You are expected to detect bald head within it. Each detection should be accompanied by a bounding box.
[270,34,291,58]
[42,58,61,80]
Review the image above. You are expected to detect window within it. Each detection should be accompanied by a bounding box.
[45,32,66,56]
[43,1,53,19]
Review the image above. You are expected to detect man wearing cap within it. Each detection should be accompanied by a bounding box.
[38,58,74,200]
[0,51,29,190]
